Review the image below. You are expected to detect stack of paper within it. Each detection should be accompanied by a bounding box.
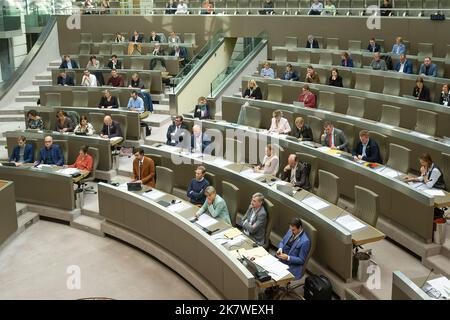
[426,277,450,299]
[243,246,268,259]
[379,167,400,178]
[56,168,80,175]
[211,158,233,167]
[241,168,265,180]
[408,182,425,189]
[142,189,166,200]
[168,201,191,213]
[335,215,367,232]
[302,196,329,210]
[254,255,291,281]
[226,235,247,246]
[224,228,242,239]
[423,189,446,197]
[196,214,218,229]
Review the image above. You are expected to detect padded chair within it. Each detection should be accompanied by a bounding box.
[72,91,89,108]
[383,77,401,96]
[337,0,350,15]
[102,33,114,43]
[408,0,423,16]
[65,110,80,128]
[282,110,294,128]
[441,153,450,191]
[344,288,363,300]
[267,84,283,102]
[354,185,379,227]
[307,115,323,143]
[184,33,196,45]
[348,40,362,51]
[113,114,127,141]
[81,147,100,194]
[414,109,437,137]
[326,38,339,50]
[394,0,408,16]
[297,51,311,64]
[238,105,261,128]
[368,131,388,164]
[155,166,174,194]
[88,113,105,134]
[262,198,274,250]
[350,0,364,15]
[375,39,385,52]
[130,58,145,70]
[318,91,336,112]
[286,0,300,14]
[111,43,125,55]
[296,152,318,189]
[45,93,61,107]
[53,140,69,165]
[346,96,366,118]
[386,143,411,173]
[79,43,91,55]
[80,33,93,43]
[354,73,371,91]
[351,53,362,68]
[205,172,216,188]
[380,104,401,127]
[336,121,355,151]
[319,52,333,65]
[146,153,162,167]
[98,43,111,55]
[285,36,298,49]
[274,49,288,62]
[317,169,339,205]
[417,43,434,59]
[222,181,239,226]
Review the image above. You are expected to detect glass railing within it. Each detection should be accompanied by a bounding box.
[0,6,21,32]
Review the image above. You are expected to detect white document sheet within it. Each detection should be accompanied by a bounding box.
[408,182,425,189]
[226,235,247,246]
[264,262,292,281]
[335,215,367,232]
[302,196,329,210]
[240,168,265,180]
[211,158,234,167]
[317,146,330,152]
[56,168,79,175]
[423,189,446,197]
[379,167,400,178]
[142,189,166,200]
[427,277,450,299]
[254,254,288,270]
[196,214,218,229]
[168,201,192,213]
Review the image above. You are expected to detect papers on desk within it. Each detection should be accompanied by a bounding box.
[142,189,165,200]
[157,144,180,152]
[117,183,129,191]
[302,196,329,211]
[56,168,80,175]
[243,246,268,259]
[35,164,52,169]
[224,228,242,239]
[378,167,400,178]
[167,201,191,213]
[240,168,265,180]
[335,215,367,232]
[211,158,233,168]
[317,146,330,152]
[254,255,291,281]
[110,136,123,144]
[409,131,431,139]
[408,181,425,189]
[425,277,450,299]
[423,189,446,197]
[196,214,218,229]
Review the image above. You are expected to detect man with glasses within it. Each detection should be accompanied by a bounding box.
[166,115,188,146]
[36,136,64,166]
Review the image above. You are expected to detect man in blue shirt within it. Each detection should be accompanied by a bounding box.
[260,62,275,79]
[127,91,145,113]
[187,166,210,205]
[36,136,64,166]
[391,37,406,55]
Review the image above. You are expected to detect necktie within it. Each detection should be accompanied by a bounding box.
[108,125,110,137]
[328,133,332,147]
[138,161,142,181]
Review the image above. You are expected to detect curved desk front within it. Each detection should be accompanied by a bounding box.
[0,180,18,246]
[98,183,258,299]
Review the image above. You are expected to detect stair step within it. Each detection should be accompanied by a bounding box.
[15,96,39,103]
[35,73,52,80]
[141,114,171,127]
[18,89,39,97]
[70,215,105,237]
[16,202,28,216]
[32,79,52,86]
[0,109,24,115]
[423,255,450,278]
[152,104,170,115]
[441,240,450,259]
[17,211,39,231]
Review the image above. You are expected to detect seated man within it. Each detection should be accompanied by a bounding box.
[309,0,323,15]
[259,0,274,15]
[260,61,275,79]
[305,66,320,84]
[193,96,211,119]
[352,130,382,164]
[268,110,291,134]
[57,71,75,86]
[279,64,299,81]
[128,30,144,55]
[81,69,98,87]
[127,90,145,113]
[67,145,94,173]
[166,115,188,146]
[107,55,122,70]
[100,115,123,139]
[131,147,155,187]
[149,31,161,42]
[237,193,267,246]
[367,38,381,53]
[292,117,313,141]
[419,57,438,77]
[98,89,119,109]
[152,43,165,56]
[187,166,210,205]
[36,136,64,166]
[195,186,231,224]
[320,121,348,151]
[298,84,316,108]
[276,217,311,280]
[106,69,125,87]
[167,31,181,44]
[9,136,34,166]
[279,154,311,189]
[370,52,387,71]
[170,46,186,67]
[305,35,319,49]
[59,55,79,69]
[394,54,413,74]
[391,36,406,55]
[191,124,210,154]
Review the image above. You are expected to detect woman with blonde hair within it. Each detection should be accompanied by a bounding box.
[242,79,263,100]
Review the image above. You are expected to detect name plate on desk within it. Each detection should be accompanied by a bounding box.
[335,215,367,232]
[302,196,329,210]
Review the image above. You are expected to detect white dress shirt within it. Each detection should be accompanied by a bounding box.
[269,117,291,134]
[262,155,279,175]
[417,164,442,189]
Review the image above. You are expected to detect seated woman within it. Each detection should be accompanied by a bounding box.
[84,0,95,14]
[100,0,110,14]
[292,117,313,141]
[114,32,125,43]
[129,73,153,112]
[412,77,430,102]
[298,84,317,108]
[9,136,34,166]
[341,52,354,68]
[328,68,343,87]
[98,89,119,109]
[323,0,336,15]
[27,110,44,130]
[86,55,104,85]
[260,61,275,78]
[74,115,95,136]
[193,96,211,119]
[55,110,74,133]
[404,153,446,190]
[254,144,279,175]
[268,110,291,134]
[242,79,263,100]
[67,145,94,174]
[280,64,299,81]
[439,83,449,107]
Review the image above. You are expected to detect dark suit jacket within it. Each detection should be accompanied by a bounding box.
[191,133,211,152]
[98,96,119,108]
[107,60,122,70]
[279,162,311,189]
[341,57,354,67]
[149,35,161,42]
[242,87,263,100]
[413,86,430,102]
[394,60,413,74]
[59,60,79,69]
[129,34,144,43]
[352,139,382,164]
[166,123,189,146]
[38,145,64,166]
[321,128,348,151]
[193,104,211,119]
[170,48,187,66]
[305,40,319,49]
[132,156,155,187]
[9,144,34,163]
[57,75,75,86]
[101,120,123,138]
[292,124,313,141]
[367,43,381,52]
[328,76,343,87]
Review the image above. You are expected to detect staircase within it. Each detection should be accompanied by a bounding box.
[423,223,450,278]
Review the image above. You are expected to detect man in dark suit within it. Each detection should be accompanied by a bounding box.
[238,193,268,246]
[352,130,382,164]
[279,154,311,190]
[129,30,144,43]
[128,30,144,55]
[9,136,34,165]
[59,55,79,69]
[394,54,413,74]
[320,121,348,152]
[166,115,188,146]
[170,45,187,67]
[57,71,75,86]
[292,116,313,141]
[107,55,122,70]
[36,136,64,166]
[367,38,381,53]
[100,115,123,139]
[149,31,161,43]
[305,35,319,49]
[191,124,210,153]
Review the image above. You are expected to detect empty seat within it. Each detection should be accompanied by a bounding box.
[102,33,114,43]
[337,0,350,15]
[368,131,388,164]
[72,91,89,108]
[238,105,261,128]
[184,33,196,45]
[98,43,111,55]
[375,38,385,52]
[351,53,362,68]
[297,51,311,64]
[319,52,333,65]
[350,0,364,15]
[297,153,318,189]
[285,36,298,49]
[111,43,125,55]
[79,43,91,55]
[89,113,105,133]
[354,185,379,227]
[298,0,311,14]
[155,166,174,194]
[267,84,283,102]
[441,153,450,191]
[80,33,93,43]
[318,91,336,112]
[222,181,239,226]
[274,49,288,61]
[45,93,61,107]
[346,96,366,118]
[146,154,162,167]
[317,170,339,205]
[408,0,423,16]
[287,0,300,14]
[348,40,361,51]
[383,77,401,96]
[336,121,355,151]
[394,0,408,16]
[354,73,371,91]
[307,116,323,143]
[417,43,434,59]
[205,172,216,188]
[415,109,437,136]
[326,38,340,50]
[386,143,411,173]
[380,104,401,127]
[130,58,145,70]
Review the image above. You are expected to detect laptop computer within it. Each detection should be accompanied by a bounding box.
[339,153,355,161]
[157,200,171,207]
[276,184,296,196]
[1,162,16,167]
[127,182,142,191]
